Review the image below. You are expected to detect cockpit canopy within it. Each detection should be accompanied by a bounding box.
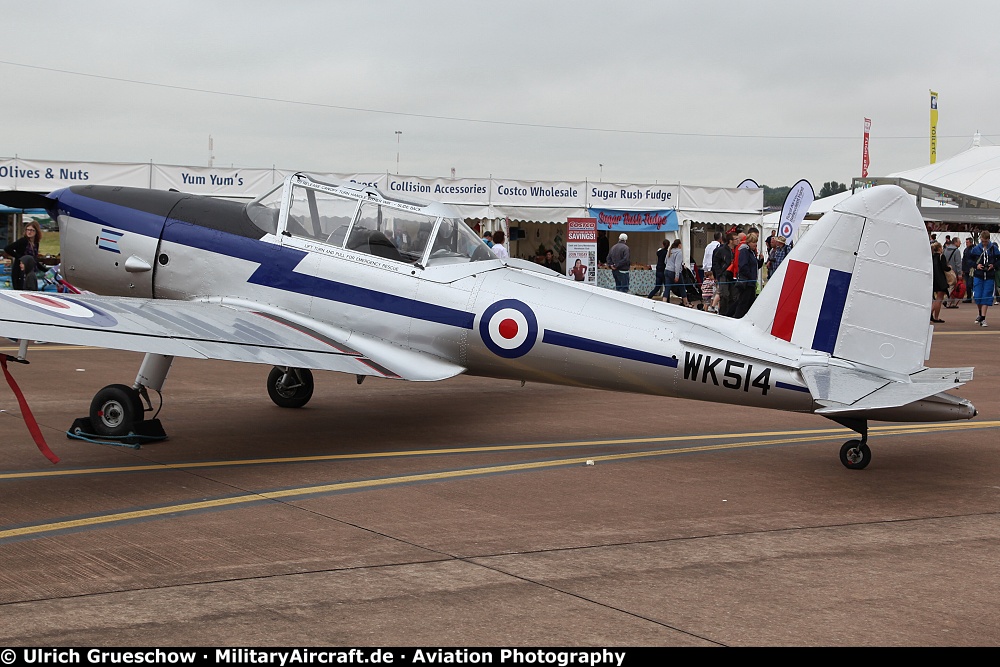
[246,174,495,266]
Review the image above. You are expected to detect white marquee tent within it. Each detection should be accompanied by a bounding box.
[763,142,1000,241]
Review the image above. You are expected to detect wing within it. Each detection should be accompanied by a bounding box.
[0,292,464,382]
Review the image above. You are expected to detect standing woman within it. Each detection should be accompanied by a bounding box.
[930,241,949,323]
[3,219,42,290]
[647,239,669,299]
[664,239,689,306]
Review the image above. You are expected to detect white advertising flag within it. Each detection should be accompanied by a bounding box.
[777,179,814,242]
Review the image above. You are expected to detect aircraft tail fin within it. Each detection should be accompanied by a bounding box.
[746,185,932,376]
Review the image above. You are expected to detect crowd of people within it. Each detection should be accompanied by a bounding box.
[931,231,998,327]
[596,225,999,329]
[694,229,784,318]
[635,227,784,318]
[478,225,793,318]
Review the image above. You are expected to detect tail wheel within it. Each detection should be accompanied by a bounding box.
[90,384,144,437]
[267,367,314,408]
[840,440,872,470]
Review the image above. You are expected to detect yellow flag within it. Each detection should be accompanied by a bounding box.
[930,90,938,164]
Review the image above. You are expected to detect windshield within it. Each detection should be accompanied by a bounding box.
[425,217,496,266]
[265,175,494,267]
[245,183,284,235]
[353,200,436,263]
[286,185,360,245]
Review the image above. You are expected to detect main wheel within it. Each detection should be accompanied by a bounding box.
[840,440,872,470]
[267,367,314,408]
[90,384,143,437]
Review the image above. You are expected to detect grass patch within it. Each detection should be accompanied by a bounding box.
[39,231,60,256]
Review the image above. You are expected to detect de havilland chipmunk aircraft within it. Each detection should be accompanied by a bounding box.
[0,175,977,469]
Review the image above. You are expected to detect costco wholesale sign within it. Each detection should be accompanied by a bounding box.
[0,158,764,231]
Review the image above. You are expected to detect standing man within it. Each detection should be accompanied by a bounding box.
[713,233,736,317]
[768,235,790,276]
[942,237,963,307]
[607,233,631,293]
[732,233,762,318]
[542,249,562,274]
[971,231,999,327]
[764,230,777,253]
[962,237,977,303]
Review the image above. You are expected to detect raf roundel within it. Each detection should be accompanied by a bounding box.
[0,292,118,327]
[479,299,539,359]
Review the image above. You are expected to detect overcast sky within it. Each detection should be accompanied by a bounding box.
[2,1,997,190]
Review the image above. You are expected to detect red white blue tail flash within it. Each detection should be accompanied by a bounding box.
[770,259,852,354]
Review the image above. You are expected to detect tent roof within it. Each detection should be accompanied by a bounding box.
[888,145,1000,201]
[764,143,1000,230]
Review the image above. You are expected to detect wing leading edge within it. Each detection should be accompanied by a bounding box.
[0,292,464,382]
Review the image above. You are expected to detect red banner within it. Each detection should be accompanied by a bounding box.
[862,118,871,178]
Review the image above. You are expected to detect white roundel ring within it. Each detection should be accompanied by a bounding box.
[0,292,118,327]
[479,299,539,359]
[779,221,794,238]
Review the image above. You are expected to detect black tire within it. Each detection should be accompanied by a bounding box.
[267,367,314,408]
[840,440,872,470]
[90,384,143,437]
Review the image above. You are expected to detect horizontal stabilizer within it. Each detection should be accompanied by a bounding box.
[806,365,974,414]
[0,191,56,211]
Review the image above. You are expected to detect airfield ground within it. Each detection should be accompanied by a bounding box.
[0,314,998,646]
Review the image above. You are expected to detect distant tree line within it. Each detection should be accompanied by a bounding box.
[761,181,848,208]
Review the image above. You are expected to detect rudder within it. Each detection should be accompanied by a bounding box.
[746,185,931,375]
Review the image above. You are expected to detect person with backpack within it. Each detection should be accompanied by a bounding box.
[970,231,999,327]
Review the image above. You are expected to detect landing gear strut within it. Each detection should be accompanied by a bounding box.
[72,353,173,443]
[827,416,871,470]
[267,366,314,408]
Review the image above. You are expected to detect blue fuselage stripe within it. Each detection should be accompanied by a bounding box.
[775,381,810,393]
[542,330,679,368]
[57,190,171,234]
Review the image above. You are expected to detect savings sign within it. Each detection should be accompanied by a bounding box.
[565,218,597,284]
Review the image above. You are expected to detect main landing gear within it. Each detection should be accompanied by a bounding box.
[267,366,314,408]
[73,353,172,442]
[839,440,872,470]
[828,416,872,470]
[74,360,317,443]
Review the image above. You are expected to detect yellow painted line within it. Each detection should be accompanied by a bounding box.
[0,423,991,542]
[3,421,998,482]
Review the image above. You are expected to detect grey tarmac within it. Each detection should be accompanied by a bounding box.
[0,317,997,646]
